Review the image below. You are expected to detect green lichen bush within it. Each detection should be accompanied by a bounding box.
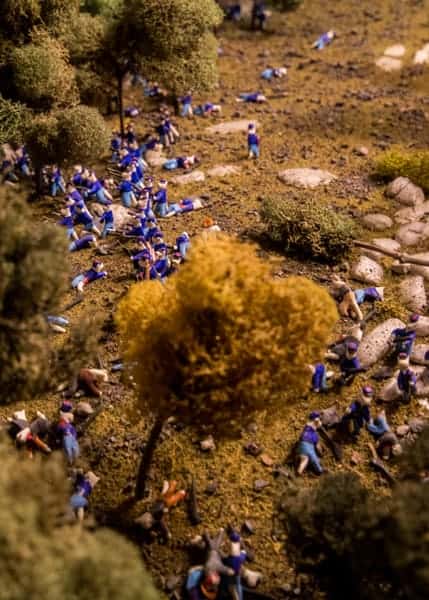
[116,234,337,437]
[0,187,68,403]
[375,148,429,191]
[0,442,161,600]
[260,196,358,263]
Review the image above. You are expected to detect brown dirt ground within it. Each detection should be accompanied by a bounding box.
[3,0,429,597]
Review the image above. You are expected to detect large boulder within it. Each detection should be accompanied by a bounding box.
[416,369,429,397]
[399,276,427,312]
[395,221,429,246]
[358,318,405,368]
[386,177,425,207]
[206,120,259,135]
[171,170,206,185]
[351,255,384,285]
[145,149,166,167]
[362,213,393,231]
[278,168,336,189]
[111,204,133,228]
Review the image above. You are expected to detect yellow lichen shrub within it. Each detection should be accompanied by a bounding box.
[116,235,338,436]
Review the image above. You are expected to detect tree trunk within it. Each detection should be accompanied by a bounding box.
[354,240,429,267]
[135,415,164,500]
[34,165,44,196]
[117,74,125,138]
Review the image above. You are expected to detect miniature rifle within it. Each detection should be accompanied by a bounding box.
[319,426,343,462]
[368,442,395,486]
[187,475,202,526]
[62,296,84,312]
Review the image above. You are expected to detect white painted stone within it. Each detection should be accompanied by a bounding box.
[361,213,393,230]
[145,150,166,167]
[358,318,405,368]
[399,276,427,312]
[278,168,336,189]
[414,316,429,337]
[171,170,206,185]
[386,177,425,207]
[111,205,133,228]
[376,56,403,71]
[379,376,402,403]
[411,344,429,365]
[395,221,429,246]
[394,201,429,225]
[351,255,384,285]
[207,165,241,178]
[206,120,259,135]
[384,44,406,58]
[393,253,429,281]
[414,43,429,65]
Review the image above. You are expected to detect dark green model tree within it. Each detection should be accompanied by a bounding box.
[102,0,223,134]
[281,431,429,600]
[0,442,161,600]
[0,187,68,404]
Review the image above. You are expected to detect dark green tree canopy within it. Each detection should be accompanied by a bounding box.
[0,442,161,600]
[10,33,78,110]
[0,188,68,403]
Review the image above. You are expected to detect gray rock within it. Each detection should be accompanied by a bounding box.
[386,177,425,207]
[145,149,166,167]
[207,164,241,178]
[414,43,429,65]
[351,255,384,285]
[278,168,337,189]
[206,120,259,135]
[408,417,427,433]
[356,146,369,156]
[394,201,429,224]
[416,370,429,397]
[372,238,401,254]
[395,221,429,246]
[75,401,94,417]
[376,56,402,71]
[253,479,270,491]
[414,316,429,336]
[358,318,405,368]
[396,425,410,436]
[411,344,429,364]
[111,205,133,229]
[172,170,205,185]
[384,44,406,58]
[399,276,427,312]
[379,377,402,403]
[362,214,393,231]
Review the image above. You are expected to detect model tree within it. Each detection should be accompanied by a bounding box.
[0,187,68,404]
[102,0,223,134]
[116,235,337,498]
[0,443,161,600]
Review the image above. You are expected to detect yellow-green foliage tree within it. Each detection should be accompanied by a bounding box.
[0,443,161,600]
[116,235,337,498]
[375,148,429,192]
